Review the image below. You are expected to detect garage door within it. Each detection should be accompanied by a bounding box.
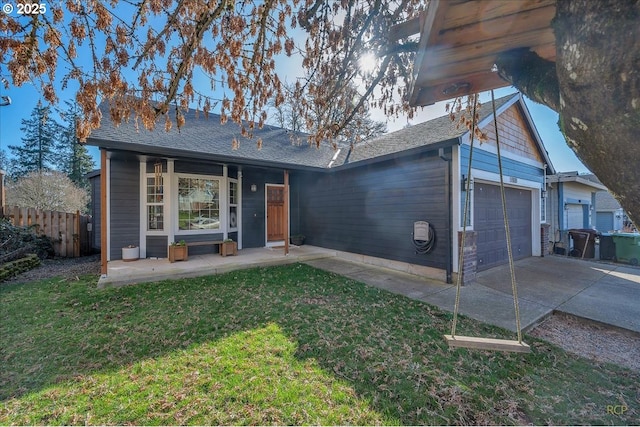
[474,183,532,271]
[565,203,584,229]
[596,212,613,233]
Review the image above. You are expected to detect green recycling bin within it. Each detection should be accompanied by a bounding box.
[611,233,640,265]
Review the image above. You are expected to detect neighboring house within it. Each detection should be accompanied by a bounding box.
[545,172,607,251]
[86,93,553,283]
[582,174,631,233]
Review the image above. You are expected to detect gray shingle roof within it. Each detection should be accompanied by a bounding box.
[87,94,516,169]
[342,94,515,164]
[582,174,624,210]
[87,105,338,170]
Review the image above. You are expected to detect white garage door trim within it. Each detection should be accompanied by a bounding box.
[452,168,542,273]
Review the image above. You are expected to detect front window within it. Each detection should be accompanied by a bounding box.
[146,176,164,230]
[178,177,220,231]
[229,180,238,230]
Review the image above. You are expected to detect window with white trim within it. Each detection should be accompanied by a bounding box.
[146,175,164,231]
[229,179,238,231]
[177,176,220,231]
[460,191,472,228]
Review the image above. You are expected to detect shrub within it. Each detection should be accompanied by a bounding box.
[0,218,54,263]
[0,254,40,282]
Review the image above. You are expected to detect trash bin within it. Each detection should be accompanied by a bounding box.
[611,233,640,265]
[568,229,598,258]
[599,233,616,261]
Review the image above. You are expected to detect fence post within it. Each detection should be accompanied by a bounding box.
[74,210,80,257]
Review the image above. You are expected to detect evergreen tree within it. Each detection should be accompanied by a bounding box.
[9,101,61,176]
[0,149,17,180]
[58,101,95,188]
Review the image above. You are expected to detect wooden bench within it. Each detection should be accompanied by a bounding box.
[186,240,237,257]
[186,240,224,248]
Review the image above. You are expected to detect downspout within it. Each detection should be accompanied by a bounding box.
[439,147,453,284]
[558,182,564,232]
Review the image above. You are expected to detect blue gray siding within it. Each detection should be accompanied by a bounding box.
[460,145,544,183]
[296,152,450,269]
[109,153,140,260]
[89,173,101,251]
[241,168,285,248]
[147,235,168,258]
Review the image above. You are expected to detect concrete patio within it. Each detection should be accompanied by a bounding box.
[98,245,337,288]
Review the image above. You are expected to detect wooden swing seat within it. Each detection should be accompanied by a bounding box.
[444,335,531,353]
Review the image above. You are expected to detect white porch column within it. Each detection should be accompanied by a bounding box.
[237,170,243,250]
[222,165,228,241]
[166,160,174,246]
[139,161,147,258]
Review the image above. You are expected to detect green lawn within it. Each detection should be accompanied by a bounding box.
[1,263,637,425]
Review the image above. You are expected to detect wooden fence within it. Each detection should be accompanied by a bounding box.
[2,206,93,257]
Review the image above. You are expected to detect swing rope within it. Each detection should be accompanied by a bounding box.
[446,90,529,353]
[451,93,478,338]
[492,90,524,344]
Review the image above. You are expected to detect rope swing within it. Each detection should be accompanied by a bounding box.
[443,91,531,353]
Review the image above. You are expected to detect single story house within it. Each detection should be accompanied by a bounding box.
[545,172,607,252]
[87,92,554,283]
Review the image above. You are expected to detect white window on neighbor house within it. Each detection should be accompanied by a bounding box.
[177,176,220,231]
[229,179,238,231]
[146,175,164,231]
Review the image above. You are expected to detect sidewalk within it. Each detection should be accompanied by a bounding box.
[304,256,640,334]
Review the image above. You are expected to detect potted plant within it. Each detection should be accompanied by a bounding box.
[122,244,139,262]
[290,234,305,246]
[220,238,237,257]
[168,240,188,263]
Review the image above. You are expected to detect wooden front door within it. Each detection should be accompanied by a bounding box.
[266,185,285,242]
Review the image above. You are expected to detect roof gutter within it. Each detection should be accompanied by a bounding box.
[330,138,460,171]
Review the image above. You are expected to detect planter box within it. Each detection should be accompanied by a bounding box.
[220,241,237,257]
[168,245,188,263]
[122,246,139,262]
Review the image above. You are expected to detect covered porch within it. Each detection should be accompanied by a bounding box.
[98,245,337,288]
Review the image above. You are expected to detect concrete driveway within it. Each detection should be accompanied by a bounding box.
[475,256,640,333]
[305,255,640,334]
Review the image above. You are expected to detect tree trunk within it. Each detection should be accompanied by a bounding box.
[496,0,640,227]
